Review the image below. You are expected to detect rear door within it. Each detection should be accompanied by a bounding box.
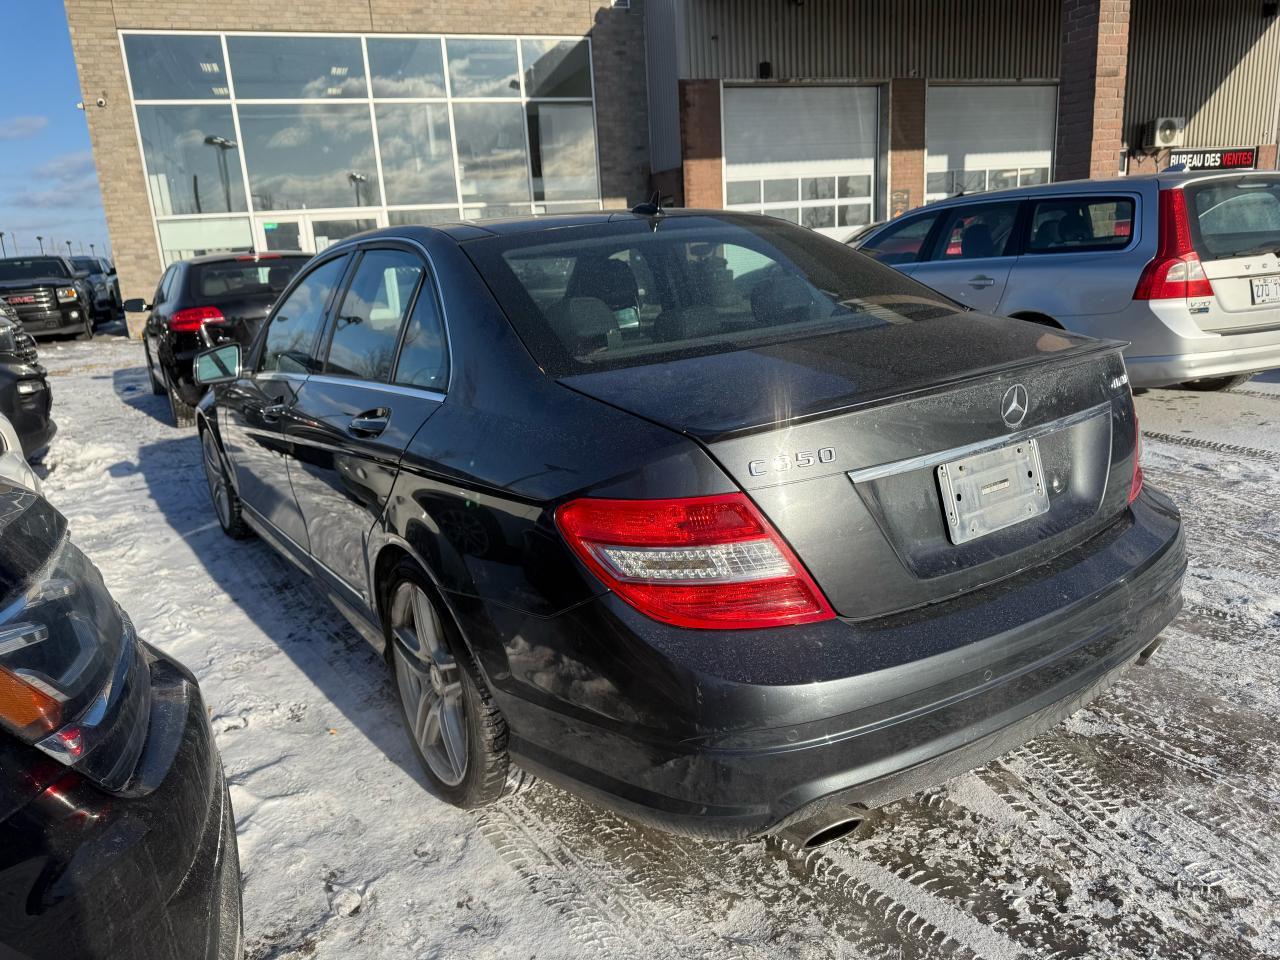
[910,200,1023,312]
[1184,175,1280,332]
[286,244,448,608]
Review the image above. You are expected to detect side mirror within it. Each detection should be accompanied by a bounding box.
[108,266,117,276]
[122,298,150,313]
[194,343,242,386]
[74,270,91,279]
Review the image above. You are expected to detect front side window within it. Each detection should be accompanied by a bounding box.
[260,255,348,375]
[930,202,1020,260]
[1027,197,1135,253]
[466,215,956,376]
[859,213,939,265]
[324,250,423,382]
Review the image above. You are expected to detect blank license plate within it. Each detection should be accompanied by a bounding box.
[937,438,1049,545]
[1251,275,1280,305]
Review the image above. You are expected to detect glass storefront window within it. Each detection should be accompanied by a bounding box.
[312,218,379,252]
[463,205,531,221]
[726,182,761,205]
[452,102,530,204]
[446,39,520,98]
[238,104,379,211]
[136,105,247,215]
[521,40,592,98]
[388,208,461,226]
[376,103,457,206]
[124,34,228,100]
[227,36,366,99]
[526,103,597,202]
[157,217,252,262]
[367,38,446,98]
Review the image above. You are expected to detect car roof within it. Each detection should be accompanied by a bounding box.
[910,169,1280,214]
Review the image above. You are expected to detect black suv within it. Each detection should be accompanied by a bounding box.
[0,256,95,340]
[71,255,120,325]
[127,252,308,427]
[0,303,53,458]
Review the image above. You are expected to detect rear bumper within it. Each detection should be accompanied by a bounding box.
[0,365,54,458]
[1126,334,1280,386]
[488,488,1184,839]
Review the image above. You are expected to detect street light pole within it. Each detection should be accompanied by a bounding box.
[348,171,368,207]
[0,233,6,257]
[36,236,44,254]
[90,243,96,257]
[65,240,73,257]
[204,135,238,213]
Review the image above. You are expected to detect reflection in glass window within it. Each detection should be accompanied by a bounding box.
[526,103,598,202]
[388,208,461,226]
[521,40,592,98]
[452,103,530,205]
[726,182,761,206]
[395,281,449,390]
[839,175,872,198]
[238,104,379,211]
[261,256,349,374]
[802,177,835,201]
[124,34,228,100]
[376,103,457,206]
[326,250,423,382]
[802,207,835,229]
[446,39,520,98]
[227,36,366,99]
[367,38,446,98]
[533,201,602,214]
[136,106,247,215]
[463,205,531,220]
[312,219,378,252]
[156,217,252,265]
[838,204,870,228]
[764,180,798,203]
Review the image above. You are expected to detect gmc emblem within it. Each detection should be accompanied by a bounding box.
[6,296,35,305]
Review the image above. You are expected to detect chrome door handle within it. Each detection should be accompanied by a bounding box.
[348,409,390,437]
[968,275,996,288]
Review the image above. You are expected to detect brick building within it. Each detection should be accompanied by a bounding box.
[64,0,1280,309]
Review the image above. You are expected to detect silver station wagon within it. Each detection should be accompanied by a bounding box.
[853,171,1280,390]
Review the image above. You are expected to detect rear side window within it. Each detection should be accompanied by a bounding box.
[1027,197,1134,253]
[859,213,938,265]
[194,257,307,299]
[929,202,1020,260]
[464,215,957,376]
[1186,177,1280,260]
[324,250,423,382]
[394,283,449,390]
[260,255,348,374]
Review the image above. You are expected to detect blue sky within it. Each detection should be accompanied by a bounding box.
[0,3,109,260]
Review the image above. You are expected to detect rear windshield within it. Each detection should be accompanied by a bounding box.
[1186,176,1280,261]
[465,215,957,376]
[193,257,308,300]
[71,257,99,274]
[0,258,69,282]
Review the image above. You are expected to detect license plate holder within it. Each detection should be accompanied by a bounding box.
[937,438,1049,545]
[1250,275,1280,305]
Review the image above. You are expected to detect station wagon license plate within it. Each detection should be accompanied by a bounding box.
[936,438,1049,545]
[1250,275,1280,305]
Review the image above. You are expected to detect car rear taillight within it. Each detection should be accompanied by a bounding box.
[169,305,224,333]
[1133,189,1214,301]
[555,494,835,630]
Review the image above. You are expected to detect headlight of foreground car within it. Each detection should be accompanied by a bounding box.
[0,326,15,354]
[55,287,79,303]
[0,531,151,792]
[15,380,44,396]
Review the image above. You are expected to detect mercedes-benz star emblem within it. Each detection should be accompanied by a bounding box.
[1001,384,1029,428]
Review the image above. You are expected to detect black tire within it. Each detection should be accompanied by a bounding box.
[386,561,512,809]
[144,341,166,396]
[1180,374,1252,392]
[76,314,94,341]
[164,367,196,428]
[200,427,248,539]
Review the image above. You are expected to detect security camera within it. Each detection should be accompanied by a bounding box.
[95,96,107,108]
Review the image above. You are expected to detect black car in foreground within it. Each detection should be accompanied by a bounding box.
[126,251,308,427]
[0,304,53,459]
[0,256,94,340]
[193,210,1185,848]
[0,468,241,957]
[71,256,120,325]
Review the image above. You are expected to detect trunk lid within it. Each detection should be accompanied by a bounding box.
[1185,175,1280,333]
[561,314,1137,620]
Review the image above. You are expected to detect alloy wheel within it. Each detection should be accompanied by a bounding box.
[201,430,233,530]
[391,582,468,787]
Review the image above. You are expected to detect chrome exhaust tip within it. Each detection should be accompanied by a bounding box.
[771,804,869,850]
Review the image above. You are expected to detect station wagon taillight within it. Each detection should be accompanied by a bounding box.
[169,305,224,333]
[555,494,835,630]
[1133,189,1214,301]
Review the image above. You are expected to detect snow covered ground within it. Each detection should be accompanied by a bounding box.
[33,329,1280,959]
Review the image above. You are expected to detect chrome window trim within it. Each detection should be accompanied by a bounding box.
[846,401,1112,484]
[304,372,446,403]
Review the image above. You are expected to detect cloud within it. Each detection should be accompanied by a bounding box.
[35,151,97,183]
[0,116,49,141]
[11,152,101,210]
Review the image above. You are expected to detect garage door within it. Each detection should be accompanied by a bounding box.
[722,85,879,238]
[925,85,1056,203]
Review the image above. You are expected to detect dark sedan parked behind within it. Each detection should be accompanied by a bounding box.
[126,251,308,427]
[193,211,1184,848]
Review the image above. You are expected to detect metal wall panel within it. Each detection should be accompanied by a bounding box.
[1125,0,1280,148]
[678,0,1061,81]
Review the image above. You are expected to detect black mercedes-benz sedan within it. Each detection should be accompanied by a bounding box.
[192,210,1184,848]
[125,251,308,427]
[0,466,240,956]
